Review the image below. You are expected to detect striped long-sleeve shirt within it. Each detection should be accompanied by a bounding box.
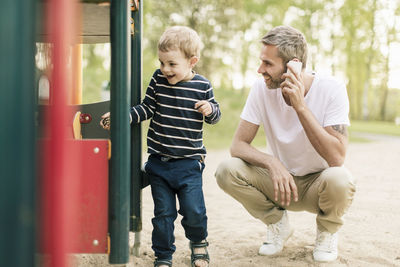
[130,69,221,160]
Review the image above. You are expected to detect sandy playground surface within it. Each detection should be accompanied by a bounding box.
[75,135,400,267]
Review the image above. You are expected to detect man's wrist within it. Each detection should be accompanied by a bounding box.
[263,154,277,170]
[294,103,308,115]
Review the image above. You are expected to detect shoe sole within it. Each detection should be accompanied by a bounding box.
[313,252,338,262]
[313,256,338,262]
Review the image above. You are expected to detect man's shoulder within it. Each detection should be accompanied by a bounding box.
[314,72,345,89]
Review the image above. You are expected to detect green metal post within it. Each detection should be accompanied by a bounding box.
[109,0,131,264]
[0,1,37,266]
[130,0,143,233]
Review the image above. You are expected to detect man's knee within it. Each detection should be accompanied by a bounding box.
[215,157,244,191]
[320,167,356,196]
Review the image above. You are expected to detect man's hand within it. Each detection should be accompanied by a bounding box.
[194,101,212,116]
[268,157,298,206]
[280,64,306,111]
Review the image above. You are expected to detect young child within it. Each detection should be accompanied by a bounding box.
[101,26,221,267]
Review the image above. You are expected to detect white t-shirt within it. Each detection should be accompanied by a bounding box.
[241,73,350,176]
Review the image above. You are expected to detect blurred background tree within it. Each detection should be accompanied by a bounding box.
[140,0,400,118]
[82,44,110,104]
[80,0,400,148]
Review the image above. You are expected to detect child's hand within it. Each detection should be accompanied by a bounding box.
[100,112,110,130]
[194,101,212,116]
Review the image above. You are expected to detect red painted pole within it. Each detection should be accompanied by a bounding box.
[41,0,80,266]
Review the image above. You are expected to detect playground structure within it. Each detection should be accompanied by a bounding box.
[1,0,146,266]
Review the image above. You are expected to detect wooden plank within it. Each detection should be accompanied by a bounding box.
[37,3,110,43]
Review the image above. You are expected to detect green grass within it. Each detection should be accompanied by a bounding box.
[349,120,400,136]
[348,133,372,143]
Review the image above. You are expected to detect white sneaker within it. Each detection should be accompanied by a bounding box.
[313,229,338,262]
[258,210,293,256]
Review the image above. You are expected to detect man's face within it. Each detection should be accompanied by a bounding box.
[257,45,285,89]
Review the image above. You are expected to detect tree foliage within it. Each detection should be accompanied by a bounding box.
[140,0,400,121]
[82,44,110,104]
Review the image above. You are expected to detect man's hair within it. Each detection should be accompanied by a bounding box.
[158,26,202,59]
[261,26,308,69]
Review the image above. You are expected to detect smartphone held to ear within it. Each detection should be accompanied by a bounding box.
[286,60,302,81]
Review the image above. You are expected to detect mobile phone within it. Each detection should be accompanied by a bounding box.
[286,60,302,81]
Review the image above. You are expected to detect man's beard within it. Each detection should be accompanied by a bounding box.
[263,71,284,89]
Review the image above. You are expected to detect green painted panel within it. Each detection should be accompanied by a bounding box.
[0,1,37,266]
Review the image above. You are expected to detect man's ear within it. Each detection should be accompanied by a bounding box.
[190,56,199,67]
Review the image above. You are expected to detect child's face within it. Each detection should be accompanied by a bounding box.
[158,49,196,85]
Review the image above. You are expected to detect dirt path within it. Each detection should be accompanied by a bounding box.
[75,138,400,266]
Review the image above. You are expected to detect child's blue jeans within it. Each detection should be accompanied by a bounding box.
[145,154,208,261]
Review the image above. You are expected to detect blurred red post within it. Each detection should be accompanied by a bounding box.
[41,0,80,266]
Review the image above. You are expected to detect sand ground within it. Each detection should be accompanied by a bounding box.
[75,137,400,267]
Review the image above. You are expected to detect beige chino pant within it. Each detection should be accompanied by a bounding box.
[215,157,356,233]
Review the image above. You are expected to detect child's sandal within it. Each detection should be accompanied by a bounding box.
[189,240,210,267]
[154,258,172,267]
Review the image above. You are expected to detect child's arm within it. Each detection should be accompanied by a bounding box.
[100,97,155,130]
[99,109,134,130]
[130,73,157,124]
[198,84,221,124]
[99,71,158,129]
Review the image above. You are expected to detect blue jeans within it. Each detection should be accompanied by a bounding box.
[145,154,208,261]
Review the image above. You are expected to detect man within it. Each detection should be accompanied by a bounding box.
[215,25,356,262]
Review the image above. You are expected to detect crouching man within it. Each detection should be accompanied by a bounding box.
[215,25,356,262]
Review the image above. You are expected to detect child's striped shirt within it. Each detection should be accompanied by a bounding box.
[130,69,221,160]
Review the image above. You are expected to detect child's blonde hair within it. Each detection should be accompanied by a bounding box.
[158,26,202,59]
